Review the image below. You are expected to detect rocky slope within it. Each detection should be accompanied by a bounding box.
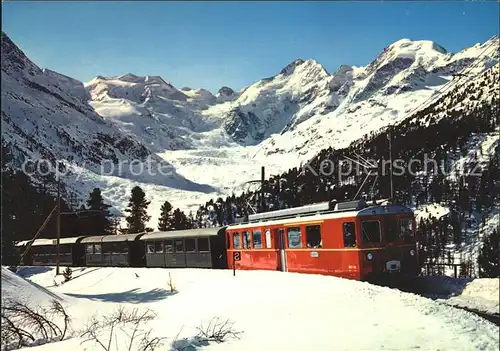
[1,32,214,194]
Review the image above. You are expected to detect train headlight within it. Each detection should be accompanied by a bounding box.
[410,249,415,256]
[366,252,373,260]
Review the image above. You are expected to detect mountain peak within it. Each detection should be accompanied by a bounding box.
[1,32,41,77]
[86,73,187,102]
[386,38,448,56]
[217,86,235,96]
[280,58,306,76]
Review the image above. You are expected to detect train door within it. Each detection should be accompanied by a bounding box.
[274,228,287,272]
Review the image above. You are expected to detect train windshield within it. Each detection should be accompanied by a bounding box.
[361,221,381,243]
[384,217,398,243]
[399,218,414,242]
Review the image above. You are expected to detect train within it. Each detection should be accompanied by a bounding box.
[16,199,420,282]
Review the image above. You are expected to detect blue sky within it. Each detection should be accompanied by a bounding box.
[2,1,498,93]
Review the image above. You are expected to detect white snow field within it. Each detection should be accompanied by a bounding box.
[4,266,498,351]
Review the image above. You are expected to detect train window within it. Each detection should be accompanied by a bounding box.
[361,221,381,243]
[165,240,173,253]
[399,218,413,242]
[175,240,184,252]
[233,233,241,249]
[86,245,93,254]
[198,238,210,252]
[118,243,129,253]
[343,222,356,247]
[185,239,196,252]
[226,232,230,249]
[385,218,398,243]
[108,243,118,253]
[94,244,102,254]
[253,230,262,248]
[59,245,70,254]
[306,225,322,248]
[287,227,302,248]
[147,242,155,254]
[155,241,164,253]
[243,231,252,249]
[265,229,272,248]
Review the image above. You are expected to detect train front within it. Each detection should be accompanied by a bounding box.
[356,204,420,282]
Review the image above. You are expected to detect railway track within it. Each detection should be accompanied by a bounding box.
[370,276,499,326]
[452,306,500,326]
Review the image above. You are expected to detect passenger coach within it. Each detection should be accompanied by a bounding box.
[141,227,227,269]
[17,236,86,266]
[82,233,146,267]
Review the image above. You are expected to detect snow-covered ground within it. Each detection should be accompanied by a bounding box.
[415,203,451,222]
[439,278,499,315]
[421,275,499,315]
[3,266,499,351]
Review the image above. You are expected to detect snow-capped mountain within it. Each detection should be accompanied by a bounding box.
[1,32,215,195]
[216,37,499,160]
[84,74,223,152]
[2,31,498,228]
[216,86,238,102]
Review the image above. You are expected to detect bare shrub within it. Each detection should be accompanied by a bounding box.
[62,267,73,283]
[1,298,71,350]
[196,317,242,343]
[79,306,166,351]
[171,318,242,351]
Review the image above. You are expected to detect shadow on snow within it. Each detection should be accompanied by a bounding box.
[170,336,210,351]
[16,266,53,278]
[65,288,176,303]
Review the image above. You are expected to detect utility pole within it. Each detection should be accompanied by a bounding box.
[261,166,265,212]
[56,178,61,275]
[388,130,394,201]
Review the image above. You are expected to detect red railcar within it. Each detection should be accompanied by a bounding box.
[226,199,419,281]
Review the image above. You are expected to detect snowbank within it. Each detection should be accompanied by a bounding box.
[421,275,499,315]
[17,266,500,351]
[1,267,63,305]
[1,267,70,350]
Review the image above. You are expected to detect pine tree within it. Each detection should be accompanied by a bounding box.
[157,200,173,231]
[124,186,151,233]
[188,211,196,228]
[172,208,189,230]
[85,188,113,235]
[478,229,499,278]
